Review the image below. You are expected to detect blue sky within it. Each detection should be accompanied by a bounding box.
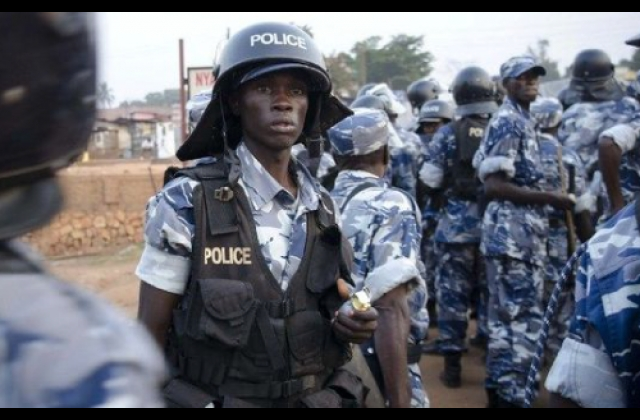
[97,12,640,103]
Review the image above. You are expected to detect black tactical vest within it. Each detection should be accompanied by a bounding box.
[166,159,354,408]
[449,117,489,201]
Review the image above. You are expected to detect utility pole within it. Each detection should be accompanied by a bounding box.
[179,39,187,144]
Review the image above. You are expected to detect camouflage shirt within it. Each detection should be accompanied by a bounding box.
[136,142,328,294]
[331,170,429,344]
[559,97,639,170]
[421,123,483,244]
[547,203,640,407]
[474,98,548,266]
[539,133,587,220]
[1,241,165,408]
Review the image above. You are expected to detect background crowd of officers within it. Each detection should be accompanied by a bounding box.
[277,48,640,408]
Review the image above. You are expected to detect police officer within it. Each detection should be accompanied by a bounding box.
[474,56,575,408]
[419,67,498,386]
[0,12,165,408]
[598,42,640,219]
[407,79,443,115]
[329,108,429,408]
[415,99,455,327]
[545,32,640,409]
[531,98,592,362]
[558,49,640,220]
[136,22,378,409]
[359,84,422,198]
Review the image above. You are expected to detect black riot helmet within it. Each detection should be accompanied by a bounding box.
[0,12,96,240]
[178,22,351,161]
[451,67,499,117]
[572,49,615,82]
[418,100,455,124]
[627,33,640,47]
[568,49,624,102]
[407,79,443,111]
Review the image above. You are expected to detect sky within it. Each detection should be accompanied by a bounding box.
[97,12,640,104]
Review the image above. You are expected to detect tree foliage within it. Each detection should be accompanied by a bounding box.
[619,49,640,72]
[119,89,179,108]
[97,82,115,109]
[527,39,562,82]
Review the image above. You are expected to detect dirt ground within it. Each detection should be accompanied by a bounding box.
[48,245,548,409]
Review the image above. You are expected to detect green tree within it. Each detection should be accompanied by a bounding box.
[527,39,562,82]
[352,35,434,90]
[326,52,357,97]
[97,82,115,109]
[620,49,640,71]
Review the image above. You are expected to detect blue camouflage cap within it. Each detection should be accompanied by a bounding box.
[500,56,547,79]
[328,108,392,156]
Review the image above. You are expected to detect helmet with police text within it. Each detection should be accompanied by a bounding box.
[451,66,499,117]
[0,12,96,240]
[627,32,640,47]
[407,79,443,111]
[177,22,351,161]
[418,100,455,124]
[531,97,563,129]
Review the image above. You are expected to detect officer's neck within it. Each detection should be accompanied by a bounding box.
[243,139,297,195]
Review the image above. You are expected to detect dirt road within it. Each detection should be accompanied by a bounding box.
[48,246,548,408]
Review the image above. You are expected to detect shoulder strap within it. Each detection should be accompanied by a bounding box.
[177,160,239,237]
[340,183,378,214]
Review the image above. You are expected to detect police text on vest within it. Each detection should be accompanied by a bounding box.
[204,247,252,266]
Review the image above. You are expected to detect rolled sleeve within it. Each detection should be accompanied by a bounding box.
[136,245,191,295]
[478,156,516,182]
[419,163,444,189]
[600,124,638,154]
[546,337,625,408]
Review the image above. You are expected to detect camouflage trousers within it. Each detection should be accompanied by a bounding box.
[421,228,438,307]
[544,225,575,361]
[436,243,487,354]
[485,257,544,407]
[409,363,430,408]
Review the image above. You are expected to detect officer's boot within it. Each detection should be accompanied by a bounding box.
[439,353,462,389]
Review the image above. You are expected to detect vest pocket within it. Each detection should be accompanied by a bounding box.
[187,278,258,349]
[307,225,341,295]
[287,311,326,375]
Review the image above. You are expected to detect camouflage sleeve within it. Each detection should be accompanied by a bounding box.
[476,119,522,182]
[135,177,198,295]
[420,129,449,189]
[364,190,423,302]
[545,245,625,407]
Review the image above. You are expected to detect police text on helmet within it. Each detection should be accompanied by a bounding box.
[250,33,307,50]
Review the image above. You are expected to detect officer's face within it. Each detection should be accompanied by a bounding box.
[506,70,541,104]
[419,121,444,135]
[232,71,309,152]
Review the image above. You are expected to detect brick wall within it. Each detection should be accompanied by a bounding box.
[24,162,173,257]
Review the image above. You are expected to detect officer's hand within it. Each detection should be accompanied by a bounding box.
[547,192,576,211]
[332,307,379,345]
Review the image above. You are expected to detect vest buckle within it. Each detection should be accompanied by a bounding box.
[214,187,235,202]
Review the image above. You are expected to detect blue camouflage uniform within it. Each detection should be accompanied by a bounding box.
[474,94,548,406]
[291,143,336,180]
[1,241,165,408]
[389,136,419,199]
[421,123,487,354]
[558,97,640,215]
[538,133,587,357]
[136,141,328,295]
[546,203,640,408]
[599,112,640,217]
[328,109,429,409]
